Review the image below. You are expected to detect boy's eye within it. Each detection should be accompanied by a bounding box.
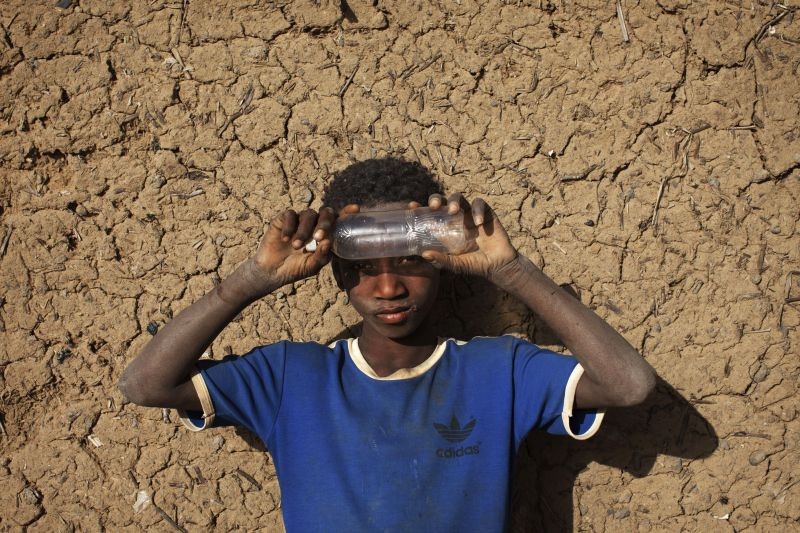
[398,255,423,265]
[347,256,427,276]
[352,261,373,272]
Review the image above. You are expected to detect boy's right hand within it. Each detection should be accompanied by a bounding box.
[242,206,357,298]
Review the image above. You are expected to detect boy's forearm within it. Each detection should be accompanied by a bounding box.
[118,259,282,407]
[491,254,655,408]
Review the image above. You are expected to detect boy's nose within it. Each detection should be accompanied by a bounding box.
[374,271,407,300]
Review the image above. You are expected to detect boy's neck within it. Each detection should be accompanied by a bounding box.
[357,323,438,377]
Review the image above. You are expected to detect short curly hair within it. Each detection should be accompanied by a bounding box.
[322,157,443,211]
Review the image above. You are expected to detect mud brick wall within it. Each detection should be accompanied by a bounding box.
[1,1,798,531]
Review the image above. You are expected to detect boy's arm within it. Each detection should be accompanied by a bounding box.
[118,207,338,411]
[422,194,655,410]
[489,254,655,409]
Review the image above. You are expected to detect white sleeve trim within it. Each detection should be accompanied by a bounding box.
[177,368,216,432]
[561,363,605,441]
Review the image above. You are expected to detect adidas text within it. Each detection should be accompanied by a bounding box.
[436,444,480,458]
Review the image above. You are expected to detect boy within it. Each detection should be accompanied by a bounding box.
[119,158,655,532]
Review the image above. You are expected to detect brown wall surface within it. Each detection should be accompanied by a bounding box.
[1,1,798,531]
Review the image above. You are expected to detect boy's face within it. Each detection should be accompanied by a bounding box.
[332,203,441,340]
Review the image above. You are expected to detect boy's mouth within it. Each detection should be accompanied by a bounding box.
[375,305,418,325]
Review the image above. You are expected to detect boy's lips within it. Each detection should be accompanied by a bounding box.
[374,305,417,324]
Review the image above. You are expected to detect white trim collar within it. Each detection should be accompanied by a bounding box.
[347,337,449,380]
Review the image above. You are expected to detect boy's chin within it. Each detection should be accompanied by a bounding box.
[368,318,428,340]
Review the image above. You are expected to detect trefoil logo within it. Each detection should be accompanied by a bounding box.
[434,415,480,459]
[434,415,476,443]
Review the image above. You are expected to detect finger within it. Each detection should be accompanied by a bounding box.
[428,193,445,209]
[478,202,502,238]
[314,207,336,241]
[281,210,299,242]
[471,197,487,226]
[339,204,360,217]
[292,209,317,249]
[408,201,422,209]
[447,192,467,215]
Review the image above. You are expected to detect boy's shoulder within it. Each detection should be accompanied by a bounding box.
[249,339,343,352]
[252,339,345,359]
[448,335,566,366]
[201,339,344,369]
[448,334,529,353]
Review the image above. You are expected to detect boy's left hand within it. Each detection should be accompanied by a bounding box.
[418,193,519,282]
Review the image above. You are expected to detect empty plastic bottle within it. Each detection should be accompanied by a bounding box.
[332,207,476,260]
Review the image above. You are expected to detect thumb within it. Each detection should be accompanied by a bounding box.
[308,239,333,270]
[421,250,450,270]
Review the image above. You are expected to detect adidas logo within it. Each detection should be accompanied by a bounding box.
[433,415,476,443]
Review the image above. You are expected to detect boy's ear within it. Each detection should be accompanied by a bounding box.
[331,256,346,290]
[331,256,359,291]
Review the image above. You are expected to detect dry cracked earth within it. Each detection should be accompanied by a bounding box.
[1,0,799,531]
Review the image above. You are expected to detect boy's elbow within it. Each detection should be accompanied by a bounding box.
[619,366,656,407]
[117,374,143,405]
[117,372,158,407]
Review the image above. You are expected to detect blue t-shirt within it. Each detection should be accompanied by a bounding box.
[181,336,602,532]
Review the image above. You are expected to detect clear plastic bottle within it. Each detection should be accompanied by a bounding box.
[332,207,476,260]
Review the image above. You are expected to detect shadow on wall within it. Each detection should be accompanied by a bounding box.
[510,377,718,532]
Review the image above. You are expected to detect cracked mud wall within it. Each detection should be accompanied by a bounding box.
[0,1,798,531]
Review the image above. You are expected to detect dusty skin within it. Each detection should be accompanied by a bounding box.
[1,1,799,531]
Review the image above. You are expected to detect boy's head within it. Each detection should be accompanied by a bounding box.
[323,158,444,340]
[321,157,443,211]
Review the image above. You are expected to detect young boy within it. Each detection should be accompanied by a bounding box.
[119,158,655,532]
